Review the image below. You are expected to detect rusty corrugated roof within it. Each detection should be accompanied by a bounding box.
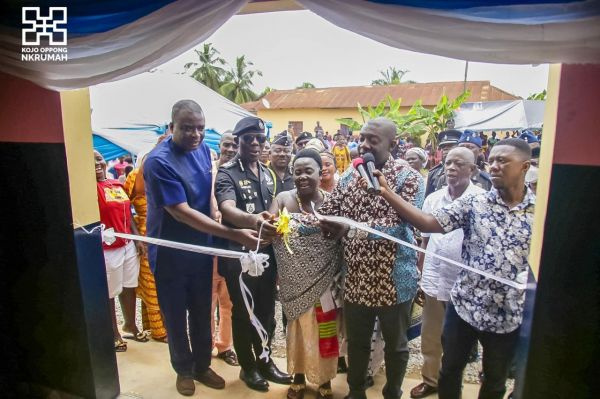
[242,81,519,111]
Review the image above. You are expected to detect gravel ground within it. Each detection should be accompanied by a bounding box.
[117,299,512,390]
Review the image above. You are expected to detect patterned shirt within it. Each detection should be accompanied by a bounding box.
[432,188,535,333]
[320,156,425,307]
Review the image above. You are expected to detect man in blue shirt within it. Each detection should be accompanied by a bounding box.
[144,100,260,396]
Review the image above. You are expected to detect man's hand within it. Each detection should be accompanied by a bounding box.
[358,170,391,195]
[414,288,425,307]
[255,211,278,240]
[211,209,222,223]
[135,241,147,258]
[319,217,349,241]
[234,228,267,250]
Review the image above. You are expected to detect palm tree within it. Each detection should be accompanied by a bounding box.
[258,86,275,98]
[220,56,263,104]
[371,67,416,85]
[183,43,227,91]
[297,82,315,89]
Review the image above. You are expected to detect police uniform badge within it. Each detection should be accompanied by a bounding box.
[246,203,255,213]
[258,119,264,130]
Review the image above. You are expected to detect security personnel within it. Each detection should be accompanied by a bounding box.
[215,116,292,392]
[425,129,462,196]
[268,131,294,195]
[295,131,313,152]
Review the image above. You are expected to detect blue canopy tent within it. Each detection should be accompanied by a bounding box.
[92,128,223,161]
[90,71,254,161]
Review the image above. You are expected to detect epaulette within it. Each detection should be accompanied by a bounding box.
[221,160,236,169]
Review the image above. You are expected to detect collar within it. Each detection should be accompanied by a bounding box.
[269,164,293,179]
[443,181,476,202]
[489,187,536,210]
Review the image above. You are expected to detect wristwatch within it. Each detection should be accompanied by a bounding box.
[346,226,357,239]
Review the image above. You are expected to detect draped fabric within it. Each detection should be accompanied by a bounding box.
[297,0,600,64]
[0,0,247,90]
[0,0,599,91]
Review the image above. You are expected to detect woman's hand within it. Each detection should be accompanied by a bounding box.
[135,241,147,257]
[319,218,349,241]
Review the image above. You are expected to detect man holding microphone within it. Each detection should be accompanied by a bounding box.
[319,117,425,399]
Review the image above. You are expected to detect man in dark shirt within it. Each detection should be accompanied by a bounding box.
[215,116,292,392]
[268,131,294,195]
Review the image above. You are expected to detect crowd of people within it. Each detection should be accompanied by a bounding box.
[94,100,539,399]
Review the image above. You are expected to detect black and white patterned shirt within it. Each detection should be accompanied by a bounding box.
[432,188,535,333]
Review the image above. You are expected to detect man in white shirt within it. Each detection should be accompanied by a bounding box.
[410,147,485,398]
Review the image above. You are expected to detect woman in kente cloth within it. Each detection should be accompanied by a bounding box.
[270,149,342,399]
[123,159,168,342]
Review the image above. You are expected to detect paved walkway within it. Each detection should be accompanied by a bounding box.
[117,340,487,398]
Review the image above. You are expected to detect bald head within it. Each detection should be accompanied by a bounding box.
[171,99,203,122]
[444,147,476,189]
[359,117,397,167]
[361,117,397,143]
[447,146,475,164]
[220,130,234,144]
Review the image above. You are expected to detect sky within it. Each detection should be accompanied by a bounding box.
[160,10,549,99]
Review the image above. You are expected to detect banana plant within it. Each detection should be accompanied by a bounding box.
[336,91,470,150]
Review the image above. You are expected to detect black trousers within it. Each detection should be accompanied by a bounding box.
[345,300,412,399]
[219,247,277,372]
[438,304,519,399]
[154,251,213,377]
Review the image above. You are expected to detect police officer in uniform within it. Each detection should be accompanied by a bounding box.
[425,129,462,196]
[268,131,295,195]
[215,116,293,392]
[295,131,313,152]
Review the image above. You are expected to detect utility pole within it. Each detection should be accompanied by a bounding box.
[463,61,469,93]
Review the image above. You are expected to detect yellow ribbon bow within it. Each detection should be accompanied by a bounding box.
[275,207,294,254]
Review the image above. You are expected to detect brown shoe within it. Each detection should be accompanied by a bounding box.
[195,368,225,389]
[410,382,437,398]
[176,375,195,396]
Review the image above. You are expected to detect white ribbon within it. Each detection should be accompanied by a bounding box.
[311,204,528,290]
[94,224,272,361]
[236,220,271,362]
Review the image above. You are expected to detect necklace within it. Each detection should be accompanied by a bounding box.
[295,188,326,215]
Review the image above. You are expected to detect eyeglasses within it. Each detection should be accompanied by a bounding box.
[241,134,267,144]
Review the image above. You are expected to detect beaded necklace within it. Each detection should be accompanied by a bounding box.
[295,188,326,215]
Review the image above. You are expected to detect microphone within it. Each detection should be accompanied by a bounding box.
[352,158,375,194]
[362,153,381,194]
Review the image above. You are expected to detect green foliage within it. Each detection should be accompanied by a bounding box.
[184,44,262,104]
[527,89,547,100]
[371,67,415,85]
[336,91,470,150]
[219,55,263,104]
[297,82,315,89]
[183,43,227,91]
[258,86,274,98]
